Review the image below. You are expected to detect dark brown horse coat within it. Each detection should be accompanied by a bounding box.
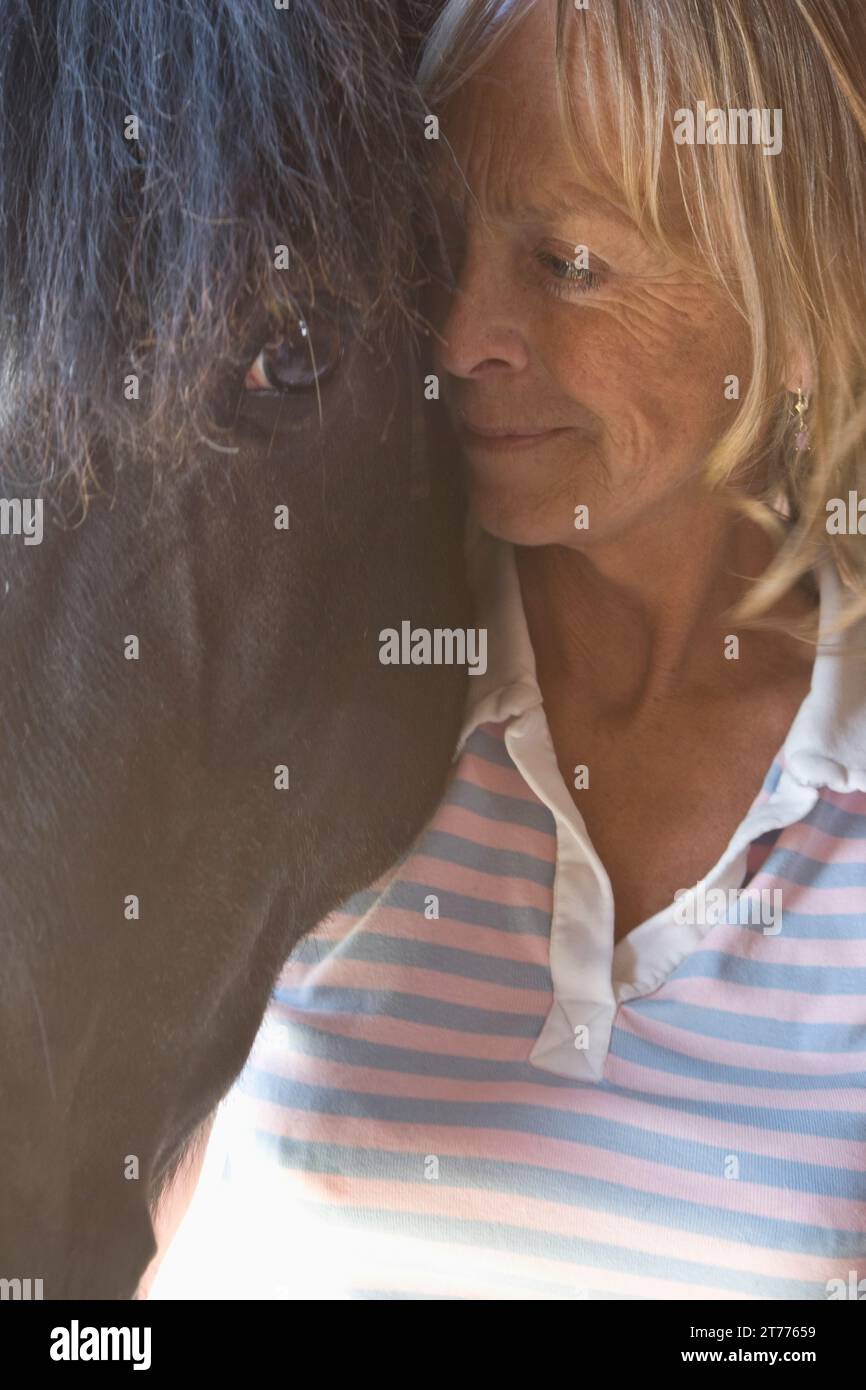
[0,0,468,1298]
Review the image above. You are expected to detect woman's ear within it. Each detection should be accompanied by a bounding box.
[783,345,814,395]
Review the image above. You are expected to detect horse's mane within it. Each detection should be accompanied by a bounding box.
[0,0,434,493]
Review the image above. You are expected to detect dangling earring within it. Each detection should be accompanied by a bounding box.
[792,387,811,454]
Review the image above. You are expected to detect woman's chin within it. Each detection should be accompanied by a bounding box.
[468,484,577,548]
[462,436,600,547]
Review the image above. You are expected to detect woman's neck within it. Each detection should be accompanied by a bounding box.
[515,503,817,720]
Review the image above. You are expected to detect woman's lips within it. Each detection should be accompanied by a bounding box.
[459,422,570,453]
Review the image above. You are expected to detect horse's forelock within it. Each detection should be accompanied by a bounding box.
[0,0,434,491]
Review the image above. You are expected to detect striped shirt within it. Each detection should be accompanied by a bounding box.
[153,534,866,1301]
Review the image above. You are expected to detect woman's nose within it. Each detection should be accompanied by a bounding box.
[435,232,529,381]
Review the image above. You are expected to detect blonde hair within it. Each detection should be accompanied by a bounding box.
[420,0,866,640]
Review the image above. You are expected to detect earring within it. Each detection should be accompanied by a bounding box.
[792,387,811,453]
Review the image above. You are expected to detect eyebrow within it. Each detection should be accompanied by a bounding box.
[524,181,639,232]
[433,165,639,235]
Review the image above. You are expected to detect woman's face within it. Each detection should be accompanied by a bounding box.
[431,1,756,548]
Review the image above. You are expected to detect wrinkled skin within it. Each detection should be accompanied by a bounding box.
[0,323,469,1298]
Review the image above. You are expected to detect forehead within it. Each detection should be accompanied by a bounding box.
[434,5,570,215]
[432,1,639,239]
[431,1,691,248]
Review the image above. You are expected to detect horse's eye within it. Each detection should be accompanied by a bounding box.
[244,313,344,392]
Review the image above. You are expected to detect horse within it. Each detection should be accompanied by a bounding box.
[0,0,468,1299]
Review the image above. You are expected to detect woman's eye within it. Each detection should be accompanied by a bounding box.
[244,313,344,393]
[535,247,602,295]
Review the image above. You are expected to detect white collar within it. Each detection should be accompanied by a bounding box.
[458,526,866,794]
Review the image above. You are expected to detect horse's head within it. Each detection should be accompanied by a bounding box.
[0,0,469,1298]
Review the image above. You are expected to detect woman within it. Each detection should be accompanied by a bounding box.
[152,0,866,1300]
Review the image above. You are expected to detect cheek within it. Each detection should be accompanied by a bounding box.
[536,315,600,414]
[536,291,750,464]
[617,282,753,428]
[532,309,669,459]
[530,298,675,427]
